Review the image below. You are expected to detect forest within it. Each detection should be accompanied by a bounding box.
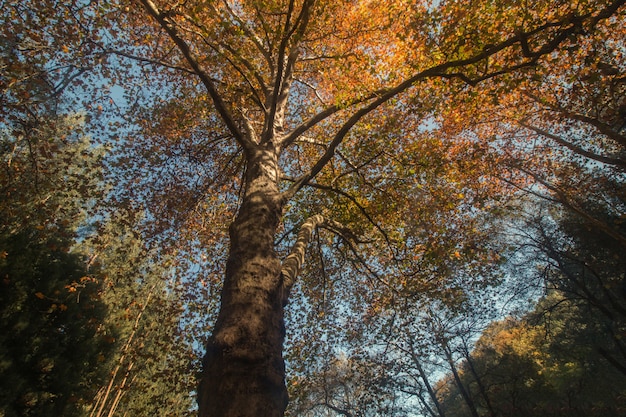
[1,0,625,416]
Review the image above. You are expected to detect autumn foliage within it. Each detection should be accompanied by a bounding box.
[1,0,625,416]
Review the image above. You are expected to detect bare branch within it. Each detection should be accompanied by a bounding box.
[294,77,327,105]
[518,120,626,169]
[324,221,398,294]
[515,164,626,248]
[302,181,393,249]
[523,91,626,147]
[104,48,197,75]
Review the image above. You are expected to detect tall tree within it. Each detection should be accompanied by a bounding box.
[7,0,625,416]
[100,1,625,416]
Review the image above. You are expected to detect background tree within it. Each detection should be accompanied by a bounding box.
[436,295,626,417]
[0,106,111,415]
[428,1,626,414]
[84,213,199,417]
[1,4,120,414]
[522,206,626,374]
[1,5,200,415]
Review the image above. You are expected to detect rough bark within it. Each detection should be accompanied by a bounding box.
[198,146,288,417]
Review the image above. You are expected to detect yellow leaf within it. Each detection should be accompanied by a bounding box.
[35,292,45,299]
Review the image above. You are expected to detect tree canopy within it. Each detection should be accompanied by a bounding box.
[1,0,625,416]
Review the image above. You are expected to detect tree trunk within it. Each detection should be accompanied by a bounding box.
[409,342,446,417]
[198,146,288,417]
[461,346,497,417]
[442,345,480,417]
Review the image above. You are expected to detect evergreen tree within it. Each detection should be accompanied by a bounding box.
[1,105,110,415]
[0,229,108,417]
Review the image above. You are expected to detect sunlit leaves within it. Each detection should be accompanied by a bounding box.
[431,0,625,251]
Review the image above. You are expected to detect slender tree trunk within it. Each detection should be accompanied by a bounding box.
[413,356,446,417]
[442,345,480,417]
[91,287,154,417]
[198,146,289,417]
[408,338,446,417]
[461,346,497,417]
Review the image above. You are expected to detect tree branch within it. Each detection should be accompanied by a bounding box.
[264,0,315,142]
[516,164,626,248]
[281,0,625,199]
[302,180,393,250]
[177,17,269,106]
[280,211,395,304]
[518,120,626,169]
[137,0,247,148]
[266,0,296,134]
[219,0,273,69]
[523,91,626,147]
[281,214,325,301]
